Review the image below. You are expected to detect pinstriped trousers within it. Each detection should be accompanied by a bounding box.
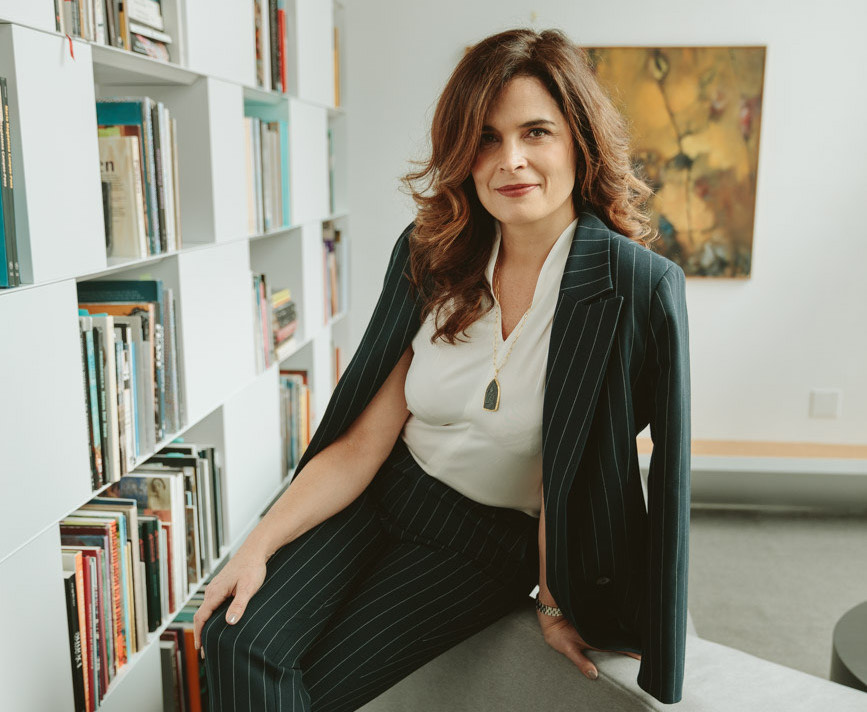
[201,437,541,711]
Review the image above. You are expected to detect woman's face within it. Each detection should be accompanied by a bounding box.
[471,75,578,232]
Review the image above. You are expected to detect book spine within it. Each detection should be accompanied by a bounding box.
[103,0,117,48]
[155,287,168,436]
[64,573,87,712]
[116,330,134,470]
[159,106,175,252]
[150,101,168,253]
[94,0,107,44]
[91,325,109,488]
[0,77,9,288]
[164,287,181,432]
[83,326,104,486]
[140,99,160,254]
[170,117,182,249]
[141,519,159,631]
[0,77,20,287]
[253,0,264,87]
[71,552,91,712]
[269,0,279,92]
[112,337,126,477]
[79,323,99,489]
[128,134,149,258]
[108,522,127,667]
[93,550,109,696]
[278,8,287,94]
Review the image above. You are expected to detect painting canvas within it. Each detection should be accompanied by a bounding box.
[585,46,766,277]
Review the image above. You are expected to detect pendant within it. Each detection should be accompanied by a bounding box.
[483,377,501,411]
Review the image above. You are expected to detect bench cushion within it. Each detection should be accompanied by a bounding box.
[359,599,867,711]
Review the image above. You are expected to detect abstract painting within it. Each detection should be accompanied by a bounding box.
[585,46,766,277]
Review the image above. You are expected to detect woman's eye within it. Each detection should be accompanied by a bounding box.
[529,128,549,138]
[480,134,497,145]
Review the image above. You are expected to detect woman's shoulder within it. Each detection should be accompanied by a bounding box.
[608,229,683,298]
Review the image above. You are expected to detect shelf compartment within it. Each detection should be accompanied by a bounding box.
[0,25,107,286]
[93,76,248,246]
[0,279,93,563]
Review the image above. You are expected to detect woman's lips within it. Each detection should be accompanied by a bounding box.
[496,184,537,197]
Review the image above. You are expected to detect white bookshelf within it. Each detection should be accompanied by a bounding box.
[0,1,349,710]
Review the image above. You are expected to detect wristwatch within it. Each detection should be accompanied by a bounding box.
[534,591,564,617]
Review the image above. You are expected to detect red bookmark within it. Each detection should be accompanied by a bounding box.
[65,34,75,60]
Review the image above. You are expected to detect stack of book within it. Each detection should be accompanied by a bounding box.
[243,116,290,235]
[97,97,182,260]
[61,440,224,712]
[253,0,290,93]
[322,220,341,321]
[54,0,174,62]
[279,369,310,474]
[0,75,20,289]
[271,287,298,362]
[77,278,184,489]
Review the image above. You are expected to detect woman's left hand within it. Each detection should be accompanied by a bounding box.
[537,610,641,680]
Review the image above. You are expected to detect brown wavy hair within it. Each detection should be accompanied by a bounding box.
[400,27,658,345]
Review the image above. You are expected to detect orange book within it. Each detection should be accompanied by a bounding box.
[183,627,203,712]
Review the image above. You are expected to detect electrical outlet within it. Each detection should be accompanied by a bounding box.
[809,389,842,419]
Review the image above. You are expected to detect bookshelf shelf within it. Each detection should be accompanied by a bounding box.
[0,1,347,710]
[91,42,200,88]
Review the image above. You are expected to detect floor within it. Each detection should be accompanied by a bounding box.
[688,505,867,680]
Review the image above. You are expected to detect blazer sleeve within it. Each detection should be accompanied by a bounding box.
[292,220,419,478]
[636,263,692,704]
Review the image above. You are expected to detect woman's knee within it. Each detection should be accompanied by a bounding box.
[201,602,316,670]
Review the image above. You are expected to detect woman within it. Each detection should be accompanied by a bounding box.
[196,27,691,710]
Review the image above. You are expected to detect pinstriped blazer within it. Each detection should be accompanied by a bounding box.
[292,206,691,705]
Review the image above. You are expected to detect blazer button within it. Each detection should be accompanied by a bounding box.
[596,576,611,585]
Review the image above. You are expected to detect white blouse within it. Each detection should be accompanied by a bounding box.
[400,217,578,518]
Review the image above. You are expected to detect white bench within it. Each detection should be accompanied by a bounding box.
[359,600,867,711]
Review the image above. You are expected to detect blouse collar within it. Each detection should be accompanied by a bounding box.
[485,217,579,297]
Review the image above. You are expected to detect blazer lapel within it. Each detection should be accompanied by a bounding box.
[542,209,625,514]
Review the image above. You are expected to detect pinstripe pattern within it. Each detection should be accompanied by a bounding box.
[201,438,539,711]
[211,207,690,706]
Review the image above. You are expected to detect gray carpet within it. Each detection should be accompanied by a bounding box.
[688,504,867,680]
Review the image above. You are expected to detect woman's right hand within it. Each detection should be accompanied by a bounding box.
[193,543,269,659]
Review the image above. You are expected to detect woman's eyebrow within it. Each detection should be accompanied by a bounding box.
[481,118,556,131]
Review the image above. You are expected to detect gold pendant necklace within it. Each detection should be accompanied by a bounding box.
[483,250,534,412]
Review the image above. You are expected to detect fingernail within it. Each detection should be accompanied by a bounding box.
[586,668,598,680]
[228,614,237,624]
[200,647,205,660]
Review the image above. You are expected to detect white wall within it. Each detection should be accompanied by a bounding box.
[343,0,867,444]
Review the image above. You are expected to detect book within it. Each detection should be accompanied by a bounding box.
[61,563,87,712]
[98,134,149,259]
[0,76,20,287]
